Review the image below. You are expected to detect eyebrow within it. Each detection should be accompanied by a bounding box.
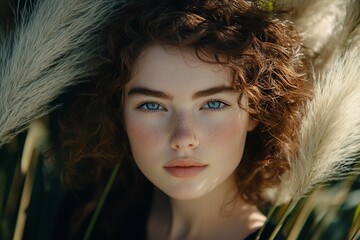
[127,86,237,100]
[128,87,173,100]
[192,86,237,99]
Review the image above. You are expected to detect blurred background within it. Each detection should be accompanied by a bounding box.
[0,0,359,239]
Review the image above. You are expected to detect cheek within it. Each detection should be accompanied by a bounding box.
[127,122,156,145]
[204,114,248,149]
[124,115,165,163]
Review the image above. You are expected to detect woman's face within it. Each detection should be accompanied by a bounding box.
[123,45,256,200]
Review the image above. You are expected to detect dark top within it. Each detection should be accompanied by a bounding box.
[53,178,285,240]
[244,222,285,240]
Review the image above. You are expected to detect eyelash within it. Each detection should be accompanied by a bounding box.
[136,100,229,112]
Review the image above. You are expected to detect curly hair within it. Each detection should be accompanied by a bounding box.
[59,0,312,206]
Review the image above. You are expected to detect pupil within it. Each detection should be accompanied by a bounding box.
[209,102,219,108]
[149,103,157,109]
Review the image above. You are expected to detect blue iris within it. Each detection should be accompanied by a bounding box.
[203,101,225,109]
[140,102,162,111]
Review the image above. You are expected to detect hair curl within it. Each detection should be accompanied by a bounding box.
[59,0,312,206]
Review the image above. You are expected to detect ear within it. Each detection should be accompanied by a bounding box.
[247,118,258,132]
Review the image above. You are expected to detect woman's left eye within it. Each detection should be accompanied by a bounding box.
[202,101,227,110]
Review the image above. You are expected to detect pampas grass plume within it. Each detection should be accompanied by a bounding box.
[277,47,360,204]
[0,0,122,146]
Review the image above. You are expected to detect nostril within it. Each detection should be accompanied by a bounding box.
[170,135,199,150]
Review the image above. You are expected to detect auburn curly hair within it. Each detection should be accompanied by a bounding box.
[59,0,312,206]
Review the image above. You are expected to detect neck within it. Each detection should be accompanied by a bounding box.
[148,174,266,240]
[170,174,239,228]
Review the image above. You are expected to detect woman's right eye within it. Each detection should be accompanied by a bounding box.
[138,102,164,111]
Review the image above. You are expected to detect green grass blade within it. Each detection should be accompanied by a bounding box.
[255,204,277,240]
[349,202,360,240]
[82,162,121,240]
[269,200,298,240]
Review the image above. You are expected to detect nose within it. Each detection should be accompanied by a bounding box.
[170,114,199,151]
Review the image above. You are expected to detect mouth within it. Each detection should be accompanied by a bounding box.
[164,159,207,178]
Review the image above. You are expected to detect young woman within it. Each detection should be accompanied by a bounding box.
[56,0,312,239]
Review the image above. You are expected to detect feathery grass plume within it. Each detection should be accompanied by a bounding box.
[263,0,360,204]
[277,47,360,205]
[258,2,359,239]
[275,0,360,70]
[0,0,122,147]
[263,46,360,240]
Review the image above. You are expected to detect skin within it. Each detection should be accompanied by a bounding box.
[123,45,265,239]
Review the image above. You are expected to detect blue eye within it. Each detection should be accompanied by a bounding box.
[203,101,226,110]
[139,102,164,111]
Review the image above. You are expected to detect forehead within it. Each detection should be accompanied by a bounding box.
[127,45,233,90]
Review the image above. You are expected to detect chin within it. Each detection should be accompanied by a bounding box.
[159,183,213,200]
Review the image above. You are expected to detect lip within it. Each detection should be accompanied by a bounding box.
[164,159,207,168]
[164,159,207,178]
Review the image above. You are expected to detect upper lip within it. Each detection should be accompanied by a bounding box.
[164,159,207,168]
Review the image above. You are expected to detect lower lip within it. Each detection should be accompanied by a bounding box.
[164,166,207,178]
